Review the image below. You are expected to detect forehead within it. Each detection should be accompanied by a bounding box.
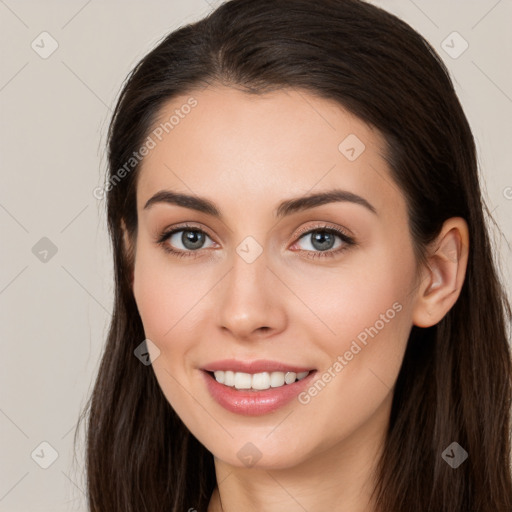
[136,86,401,219]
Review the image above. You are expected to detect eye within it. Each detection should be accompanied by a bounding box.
[156,223,356,260]
[291,225,356,259]
[156,224,216,258]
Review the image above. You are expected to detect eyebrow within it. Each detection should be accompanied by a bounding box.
[143,188,377,218]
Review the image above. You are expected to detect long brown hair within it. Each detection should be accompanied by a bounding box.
[75,0,512,510]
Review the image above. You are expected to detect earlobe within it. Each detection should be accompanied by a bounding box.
[412,217,469,328]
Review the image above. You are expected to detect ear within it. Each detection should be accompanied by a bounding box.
[412,217,469,328]
[120,218,135,287]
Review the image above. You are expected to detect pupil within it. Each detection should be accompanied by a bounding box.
[182,230,204,250]
[311,231,334,251]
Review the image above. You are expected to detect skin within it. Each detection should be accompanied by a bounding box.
[122,86,469,511]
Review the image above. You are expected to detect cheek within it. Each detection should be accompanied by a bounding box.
[132,245,204,340]
[132,261,172,340]
[132,248,205,419]
[289,266,414,458]
[295,239,416,393]
[297,259,413,350]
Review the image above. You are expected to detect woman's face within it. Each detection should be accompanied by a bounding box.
[130,86,421,470]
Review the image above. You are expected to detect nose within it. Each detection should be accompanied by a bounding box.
[216,248,287,342]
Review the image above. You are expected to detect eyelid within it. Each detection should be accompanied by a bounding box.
[156,222,216,243]
[292,222,354,241]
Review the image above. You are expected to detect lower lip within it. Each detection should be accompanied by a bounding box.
[202,370,316,416]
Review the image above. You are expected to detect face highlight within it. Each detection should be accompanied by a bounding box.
[129,86,420,471]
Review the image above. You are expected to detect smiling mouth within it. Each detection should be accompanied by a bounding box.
[205,370,314,391]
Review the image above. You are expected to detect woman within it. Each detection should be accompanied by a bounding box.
[76,0,512,510]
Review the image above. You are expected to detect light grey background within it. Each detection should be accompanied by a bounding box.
[0,1,510,510]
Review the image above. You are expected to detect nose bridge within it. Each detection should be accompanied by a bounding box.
[216,237,286,338]
[225,240,271,311]
[226,231,270,289]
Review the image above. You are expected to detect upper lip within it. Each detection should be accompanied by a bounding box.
[201,359,315,374]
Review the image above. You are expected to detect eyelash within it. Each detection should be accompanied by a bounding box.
[155,222,356,260]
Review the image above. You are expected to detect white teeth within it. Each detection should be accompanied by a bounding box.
[284,371,297,384]
[234,372,252,389]
[251,372,271,390]
[270,371,285,387]
[212,370,310,390]
[224,370,235,386]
